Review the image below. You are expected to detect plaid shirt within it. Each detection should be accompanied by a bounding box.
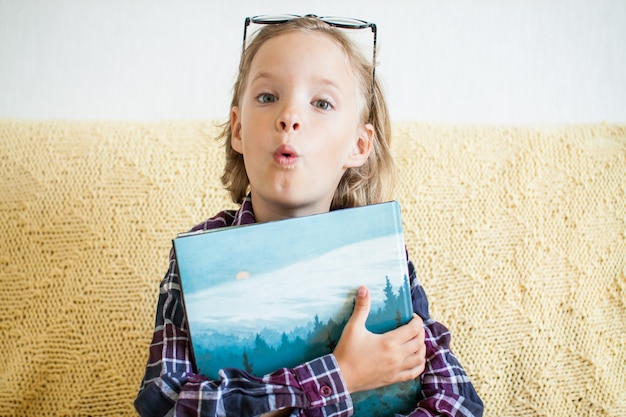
[135,196,484,416]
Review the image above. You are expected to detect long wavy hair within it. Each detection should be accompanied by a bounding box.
[219,16,395,210]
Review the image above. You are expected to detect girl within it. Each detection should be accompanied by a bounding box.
[135,15,483,417]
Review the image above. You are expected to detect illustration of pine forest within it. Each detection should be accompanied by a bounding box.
[191,276,420,415]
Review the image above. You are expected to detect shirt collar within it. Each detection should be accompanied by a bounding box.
[232,194,256,226]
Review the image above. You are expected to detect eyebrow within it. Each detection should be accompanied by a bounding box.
[248,72,274,85]
[249,71,343,92]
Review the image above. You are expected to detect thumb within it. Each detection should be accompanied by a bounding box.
[348,286,371,328]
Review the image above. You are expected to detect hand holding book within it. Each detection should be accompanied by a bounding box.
[334,286,426,394]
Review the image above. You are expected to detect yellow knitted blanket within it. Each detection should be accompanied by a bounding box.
[0,120,624,416]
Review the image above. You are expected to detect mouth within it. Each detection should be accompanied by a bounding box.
[273,144,300,168]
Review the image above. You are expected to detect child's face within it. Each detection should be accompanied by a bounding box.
[231,31,373,221]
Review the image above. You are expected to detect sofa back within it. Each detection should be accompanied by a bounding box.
[1,120,624,416]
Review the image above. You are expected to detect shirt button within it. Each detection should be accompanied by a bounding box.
[320,385,333,397]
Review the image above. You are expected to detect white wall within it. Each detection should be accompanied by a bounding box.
[1,0,624,124]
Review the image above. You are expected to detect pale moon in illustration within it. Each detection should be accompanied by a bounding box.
[236,271,251,280]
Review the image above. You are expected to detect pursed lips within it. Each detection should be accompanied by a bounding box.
[273,144,300,168]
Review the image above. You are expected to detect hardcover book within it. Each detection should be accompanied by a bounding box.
[174,201,420,415]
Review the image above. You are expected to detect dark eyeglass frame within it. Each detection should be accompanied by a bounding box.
[242,14,378,120]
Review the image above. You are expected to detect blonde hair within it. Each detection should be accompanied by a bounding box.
[219,16,395,210]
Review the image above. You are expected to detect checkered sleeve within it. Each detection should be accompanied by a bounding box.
[134,248,353,417]
[403,261,484,417]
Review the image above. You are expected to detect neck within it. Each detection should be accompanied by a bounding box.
[250,193,332,223]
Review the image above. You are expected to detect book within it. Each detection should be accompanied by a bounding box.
[174,201,421,415]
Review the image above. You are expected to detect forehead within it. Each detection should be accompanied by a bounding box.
[248,31,356,81]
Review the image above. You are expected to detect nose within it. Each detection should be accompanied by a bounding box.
[276,102,301,132]
[279,119,300,132]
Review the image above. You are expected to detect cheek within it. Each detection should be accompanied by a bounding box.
[321,137,357,169]
[241,107,272,137]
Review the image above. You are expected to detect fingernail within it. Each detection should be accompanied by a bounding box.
[358,287,368,297]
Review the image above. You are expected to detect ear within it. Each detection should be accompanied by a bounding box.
[231,106,243,154]
[344,123,374,168]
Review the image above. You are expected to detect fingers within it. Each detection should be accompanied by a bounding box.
[335,288,427,392]
[395,327,426,382]
[405,318,427,377]
[348,286,371,328]
[397,360,426,382]
[388,314,424,345]
[373,331,425,386]
[402,335,426,365]
[402,317,425,361]
[385,315,425,377]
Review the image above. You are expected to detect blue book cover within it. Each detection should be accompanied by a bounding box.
[174,201,420,415]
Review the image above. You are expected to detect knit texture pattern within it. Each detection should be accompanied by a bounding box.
[0,120,624,416]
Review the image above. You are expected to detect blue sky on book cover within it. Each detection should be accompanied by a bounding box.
[174,202,419,415]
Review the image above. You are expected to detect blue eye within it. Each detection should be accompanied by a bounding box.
[257,93,277,103]
[313,99,333,110]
